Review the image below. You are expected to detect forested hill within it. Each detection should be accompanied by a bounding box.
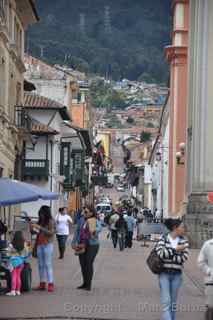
[28,0,171,83]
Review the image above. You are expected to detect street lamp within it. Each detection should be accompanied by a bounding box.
[176,151,184,165]
[26,134,39,151]
[176,142,186,165]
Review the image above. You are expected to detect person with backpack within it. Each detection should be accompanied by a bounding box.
[6,231,30,296]
[125,211,136,248]
[115,213,128,251]
[109,211,120,248]
[72,206,101,291]
[155,218,189,320]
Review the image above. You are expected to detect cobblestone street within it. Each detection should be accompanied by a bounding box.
[0,230,205,320]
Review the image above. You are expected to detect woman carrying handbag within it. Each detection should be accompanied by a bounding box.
[155,218,189,320]
[72,206,101,291]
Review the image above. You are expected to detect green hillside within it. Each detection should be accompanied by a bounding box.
[28,0,171,83]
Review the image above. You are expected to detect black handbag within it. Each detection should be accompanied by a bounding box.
[146,248,164,274]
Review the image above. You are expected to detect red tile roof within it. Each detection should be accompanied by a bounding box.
[31,123,59,135]
[24,92,64,109]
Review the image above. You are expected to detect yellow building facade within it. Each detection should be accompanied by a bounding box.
[0,0,38,178]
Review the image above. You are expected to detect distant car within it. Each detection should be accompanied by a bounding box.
[96,203,112,215]
[117,185,125,192]
[106,183,113,188]
[99,197,111,204]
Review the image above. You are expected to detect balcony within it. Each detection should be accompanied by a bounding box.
[22,159,49,180]
[15,107,32,131]
[63,182,74,192]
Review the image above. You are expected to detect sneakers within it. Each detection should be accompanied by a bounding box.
[47,283,54,292]
[6,290,16,296]
[16,291,21,296]
[36,282,46,290]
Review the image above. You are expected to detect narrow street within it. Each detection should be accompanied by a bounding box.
[0,230,204,320]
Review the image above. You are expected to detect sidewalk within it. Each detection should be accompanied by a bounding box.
[0,231,205,320]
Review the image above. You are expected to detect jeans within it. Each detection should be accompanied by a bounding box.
[111,230,118,248]
[37,243,54,283]
[159,272,182,320]
[79,244,99,289]
[126,231,133,248]
[11,265,23,291]
[56,234,68,258]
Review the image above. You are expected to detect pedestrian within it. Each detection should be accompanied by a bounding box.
[6,231,30,296]
[55,207,72,259]
[109,211,120,248]
[30,205,55,292]
[198,238,213,319]
[132,207,139,219]
[0,219,7,240]
[72,206,101,291]
[155,218,189,320]
[125,211,136,248]
[155,209,161,223]
[115,213,128,251]
[0,219,11,292]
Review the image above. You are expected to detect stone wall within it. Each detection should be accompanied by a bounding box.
[185,193,213,248]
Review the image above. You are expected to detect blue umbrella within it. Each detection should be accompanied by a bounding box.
[0,178,59,206]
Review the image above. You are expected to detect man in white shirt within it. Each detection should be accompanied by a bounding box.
[198,238,213,319]
[55,207,72,259]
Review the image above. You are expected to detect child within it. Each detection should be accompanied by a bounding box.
[6,231,29,296]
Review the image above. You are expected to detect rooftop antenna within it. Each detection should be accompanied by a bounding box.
[79,13,86,35]
[104,6,111,35]
[39,45,45,59]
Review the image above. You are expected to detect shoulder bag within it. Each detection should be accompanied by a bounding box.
[146,239,164,274]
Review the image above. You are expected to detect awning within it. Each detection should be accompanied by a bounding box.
[0,178,59,206]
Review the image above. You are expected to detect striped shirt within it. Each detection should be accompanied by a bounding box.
[155,234,189,272]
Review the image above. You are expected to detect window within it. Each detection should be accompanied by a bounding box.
[0,0,7,24]
[9,3,12,38]
[63,147,68,166]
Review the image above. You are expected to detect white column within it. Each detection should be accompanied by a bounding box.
[187,0,213,193]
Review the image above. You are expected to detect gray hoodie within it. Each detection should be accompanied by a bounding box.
[198,239,213,284]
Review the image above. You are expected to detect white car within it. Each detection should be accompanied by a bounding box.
[117,185,125,192]
[99,197,111,204]
[96,203,112,215]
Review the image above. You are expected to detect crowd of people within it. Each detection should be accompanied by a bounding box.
[0,204,102,295]
[1,202,213,320]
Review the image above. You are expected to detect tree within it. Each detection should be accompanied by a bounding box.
[126,116,134,124]
[147,122,155,128]
[140,131,151,143]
